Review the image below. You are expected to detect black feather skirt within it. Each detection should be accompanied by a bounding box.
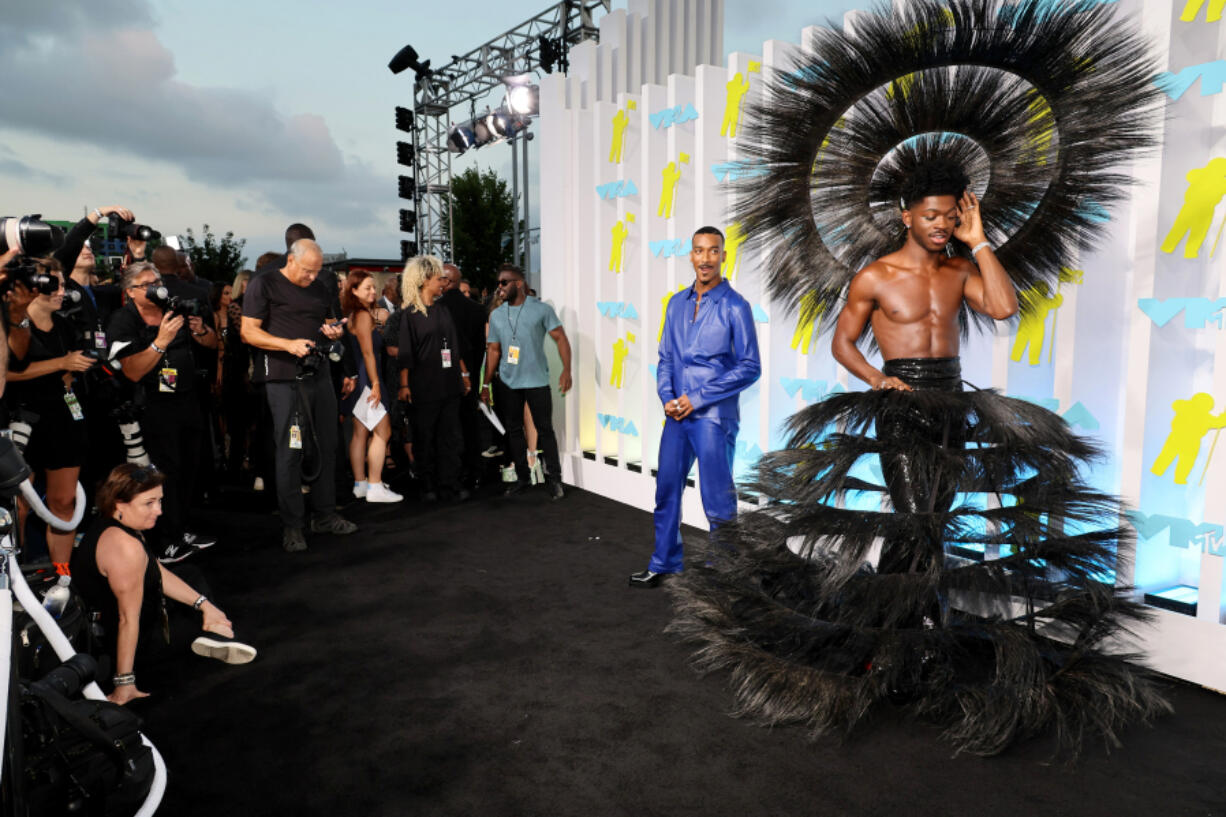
[666,380,1171,757]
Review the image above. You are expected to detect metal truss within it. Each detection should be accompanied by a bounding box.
[404,1,608,261]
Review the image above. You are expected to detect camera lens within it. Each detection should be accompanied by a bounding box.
[0,215,66,257]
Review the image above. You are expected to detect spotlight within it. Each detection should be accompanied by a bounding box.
[396,141,415,166]
[398,176,416,199]
[487,108,529,140]
[504,84,539,116]
[400,240,418,260]
[395,106,414,132]
[473,115,497,145]
[447,122,476,154]
[388,44,431,78]
[399,209,417,233]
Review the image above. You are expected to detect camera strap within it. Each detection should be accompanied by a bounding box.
[25,682,128,763]
[291,379,323,483]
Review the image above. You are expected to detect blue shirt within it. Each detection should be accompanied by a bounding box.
[657,279,761,420]
[488,296,563,389]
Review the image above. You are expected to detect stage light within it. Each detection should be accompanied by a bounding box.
[473,115,497,146]
[398,176,416,199]
[389,44,431,78]
[488,109,529,141]
[399,209,417,233]
[504,84,539,116]
[447,122,476,154]
[396,141,415,166]
[400,240,418,260]
[395,106,414,132]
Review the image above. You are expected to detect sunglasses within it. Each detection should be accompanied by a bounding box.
[497,279,517,287]
[130,464,160,482]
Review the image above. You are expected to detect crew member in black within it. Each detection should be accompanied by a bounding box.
[5,258,92,571]
[397,255,471,501]
[439,263,486,488]
[241,239,357,552]
[108,261,219,564]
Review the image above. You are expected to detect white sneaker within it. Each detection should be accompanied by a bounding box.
[353,480,369,498]
[366,483,404,503]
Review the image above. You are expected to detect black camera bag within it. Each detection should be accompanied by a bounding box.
[19,680,154,817]
[16,565,96,683]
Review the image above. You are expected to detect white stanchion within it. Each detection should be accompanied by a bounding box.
[19,480,86,532]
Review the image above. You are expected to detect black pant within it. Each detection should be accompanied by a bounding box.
[503,385,560,484]
[266,375,338,530]
[141,395,203,548]
[411,396,462,493]
[876,357,966,576]
[457,391,482,484]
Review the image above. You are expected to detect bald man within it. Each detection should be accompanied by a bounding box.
[242,239,357,551]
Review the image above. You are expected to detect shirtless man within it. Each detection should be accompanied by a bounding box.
[831,159,1018,574]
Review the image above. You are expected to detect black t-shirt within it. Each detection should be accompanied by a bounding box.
[8,312,84,412]
[398,303,463,401]
[242,269,334,382]
[106,302,197,401]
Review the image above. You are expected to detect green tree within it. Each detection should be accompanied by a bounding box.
[182,224,248,284]
[448,166,514,293]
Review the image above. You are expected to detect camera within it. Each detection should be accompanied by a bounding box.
[296,339,345,378]
[107,213,160,243]
[144,284,208,319]
[2,256,60,296]
[0,215,65,257]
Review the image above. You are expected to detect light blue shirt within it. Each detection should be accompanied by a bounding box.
[487,296,562,389]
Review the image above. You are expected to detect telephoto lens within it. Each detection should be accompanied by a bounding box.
[28,654,97,699]
[0,215,65,256]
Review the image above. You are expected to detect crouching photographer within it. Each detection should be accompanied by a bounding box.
[3,256,91,572]
[107,262,218,565]
[241,239,357,552]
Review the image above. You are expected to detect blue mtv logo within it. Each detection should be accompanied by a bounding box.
[650,104,699,129]
[1125,511,1224,556]
[1138,298,1226,329]
[596,179,639,200]
[597,301,639,319]
[597,413,639,437]
[1155,60,1226,101]
[649,238,692,258]
[780,378,846,402]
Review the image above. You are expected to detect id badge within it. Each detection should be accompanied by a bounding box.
[93,331,107,351]
[507,345,521,365]
[289,424,303,450]
[64,390,85,421]
[158,367,178,393]
[441,347,452,368]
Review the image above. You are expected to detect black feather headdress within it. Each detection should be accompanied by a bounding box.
[733,0,1164,333]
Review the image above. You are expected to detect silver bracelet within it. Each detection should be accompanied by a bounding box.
[192,594,208,610]
[92,208,104,222]
[113,672,136,687]
[970,241,991,256]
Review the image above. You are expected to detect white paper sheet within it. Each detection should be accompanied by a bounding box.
[353,386,388,431]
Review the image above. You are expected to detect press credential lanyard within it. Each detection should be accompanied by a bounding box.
[506,303,525,366]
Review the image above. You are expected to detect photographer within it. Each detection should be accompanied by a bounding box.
[241,239,357,552]
[107,262,218,564]
[5,257,91,571]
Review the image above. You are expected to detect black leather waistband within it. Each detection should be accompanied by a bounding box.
[881,357,962,391]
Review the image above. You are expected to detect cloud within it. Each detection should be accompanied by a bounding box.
[0,0,378,228]
[0,146,66,186]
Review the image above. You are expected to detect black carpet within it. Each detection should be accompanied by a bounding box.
[136,485,1226,817]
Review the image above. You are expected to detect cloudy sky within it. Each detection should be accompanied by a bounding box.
[0,0,858,264]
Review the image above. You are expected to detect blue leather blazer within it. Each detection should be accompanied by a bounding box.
[656,279,761,420]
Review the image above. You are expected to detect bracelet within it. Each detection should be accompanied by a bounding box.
[480,383,491,390]
[192,594,208,610]
[112,672,136,687]
[192,330,207,337]
[461,372,470,378]
[970,241,991,256]
[92,208,104,222]
[150,342,166,354]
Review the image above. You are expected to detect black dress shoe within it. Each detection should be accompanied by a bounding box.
[503,480,526,497]
[628,569,663,588]
[421,490,438,503]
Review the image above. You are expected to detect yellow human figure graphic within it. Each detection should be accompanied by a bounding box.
[721,222,747,280]
[1010,282,1064,366]
[791,291,826,355]
[1151,393,1226,485]
[1160,158,1226,259]
[657,153,689,219]
[1180,0,1224,22]
[609,212,636,273]
[610,332,636,388]
[658,285,686,343]
[720,61,760,139]
[609,100,637,164]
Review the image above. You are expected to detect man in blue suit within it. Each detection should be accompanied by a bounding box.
[630,226,761,588]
